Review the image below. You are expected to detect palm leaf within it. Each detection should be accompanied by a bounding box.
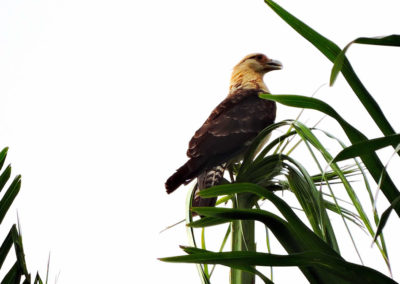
[330,35,400,85]
[0,148,43,282]
[260,94,400,217]
[333,134,400,163]
[263,0,396,138]
[161,249,396,284]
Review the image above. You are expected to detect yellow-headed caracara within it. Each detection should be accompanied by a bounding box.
[165,53,282,208]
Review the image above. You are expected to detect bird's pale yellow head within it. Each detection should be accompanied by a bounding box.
[229,53,282,94]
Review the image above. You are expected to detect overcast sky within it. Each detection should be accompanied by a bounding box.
[1,0,400,283]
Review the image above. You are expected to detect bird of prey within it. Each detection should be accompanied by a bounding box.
[165,53,282,208]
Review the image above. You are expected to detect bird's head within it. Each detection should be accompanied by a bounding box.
[229,53,282,93]
[235,53,282,74]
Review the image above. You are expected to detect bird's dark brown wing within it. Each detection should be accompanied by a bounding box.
[187,89,276,164]
[165,89,276,193]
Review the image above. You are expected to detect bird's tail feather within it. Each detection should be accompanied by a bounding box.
[165,158,204,194]
[192,163,227,208]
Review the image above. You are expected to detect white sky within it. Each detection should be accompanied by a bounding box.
[0,0,400,283]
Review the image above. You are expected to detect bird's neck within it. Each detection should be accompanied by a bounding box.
[229,68,269,95]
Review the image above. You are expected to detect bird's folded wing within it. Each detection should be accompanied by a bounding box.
[187,89,276,159]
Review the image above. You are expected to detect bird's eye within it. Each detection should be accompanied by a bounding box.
[249,55,264,61]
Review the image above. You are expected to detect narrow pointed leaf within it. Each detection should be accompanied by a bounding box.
[260,94,400,217]
[192,205,338,257]
[178,246,273,284]
[0,148,8,172]
[263,0,396,138]
[1,262,21,284]
[331,35,400,85]
[0,176,21,225]
[240,120,292,175]
[0,226,14,270]
[11,225,28,276]
[0,166,12,193]
[161,249,396,284]
[187,217,229,228]
[34,273,43,284]
[333,134,400,162]
[185,184,210,284]
[373,195,400,243]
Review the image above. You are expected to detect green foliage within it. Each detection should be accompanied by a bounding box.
[161,118,393,282]
[0,148,44,283]
[263,0,397,138]
[330,35,400,85]
[162,1,400,283]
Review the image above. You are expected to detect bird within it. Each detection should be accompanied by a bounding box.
[165,53,282,209]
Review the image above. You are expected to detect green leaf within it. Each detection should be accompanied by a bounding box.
[260,94,400,217]
[373,195,400,243]
[323,200,363,229]
[291,121,371,260]
[263,0,396,139]
[316,128,391,267]
[331,35,400,85]
[196,184,343,271]
[0,225,14,270]
[180,246,275,284]
[34,273,44,284]
[160,249,396,284]
[1,262,21,284]
[240,120,292,175]
[191,205,338,258]
[242,148,339,251]
[184,184,210,284]
[0,165,12,193]
[188,217,229,228]
[230,192,258,284]
[0,176,21,225]
[11,224,28,277]
[0,148,8,172]
[333,134,400,162]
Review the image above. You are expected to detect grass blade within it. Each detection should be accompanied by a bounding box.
[1,262,21,284]
[330,35,400,85]
[0,166,12,193]
[160,249,396,284]
[373,195,400,243]
[0,148,8,172]
[0,176,21,225]
[333,134,400,162]
[260,94,400,217]
[0,226,14,270]
[263,0,396,138]
[185,184,210,284]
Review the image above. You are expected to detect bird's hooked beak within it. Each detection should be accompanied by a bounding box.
[264,58,283,71]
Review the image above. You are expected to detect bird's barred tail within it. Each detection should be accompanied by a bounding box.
[192,163,227,208]
[165,158,204,194]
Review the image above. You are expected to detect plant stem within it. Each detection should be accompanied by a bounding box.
[230,193,258,284]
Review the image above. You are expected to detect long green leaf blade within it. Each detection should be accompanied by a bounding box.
[0,176,21,225]
[185,184,210,284]
[0,166,12,193]
[333,134,400,162]
[331,35,400,85]
[179,246,274,284]
[197,186,340,257]
[1,262,21,284]
[373,196,400,243]
[0,148,8,172]
[0,225,14,270]
[263,0,396,138]
[260,94,400,217]
[160,250,396,284]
